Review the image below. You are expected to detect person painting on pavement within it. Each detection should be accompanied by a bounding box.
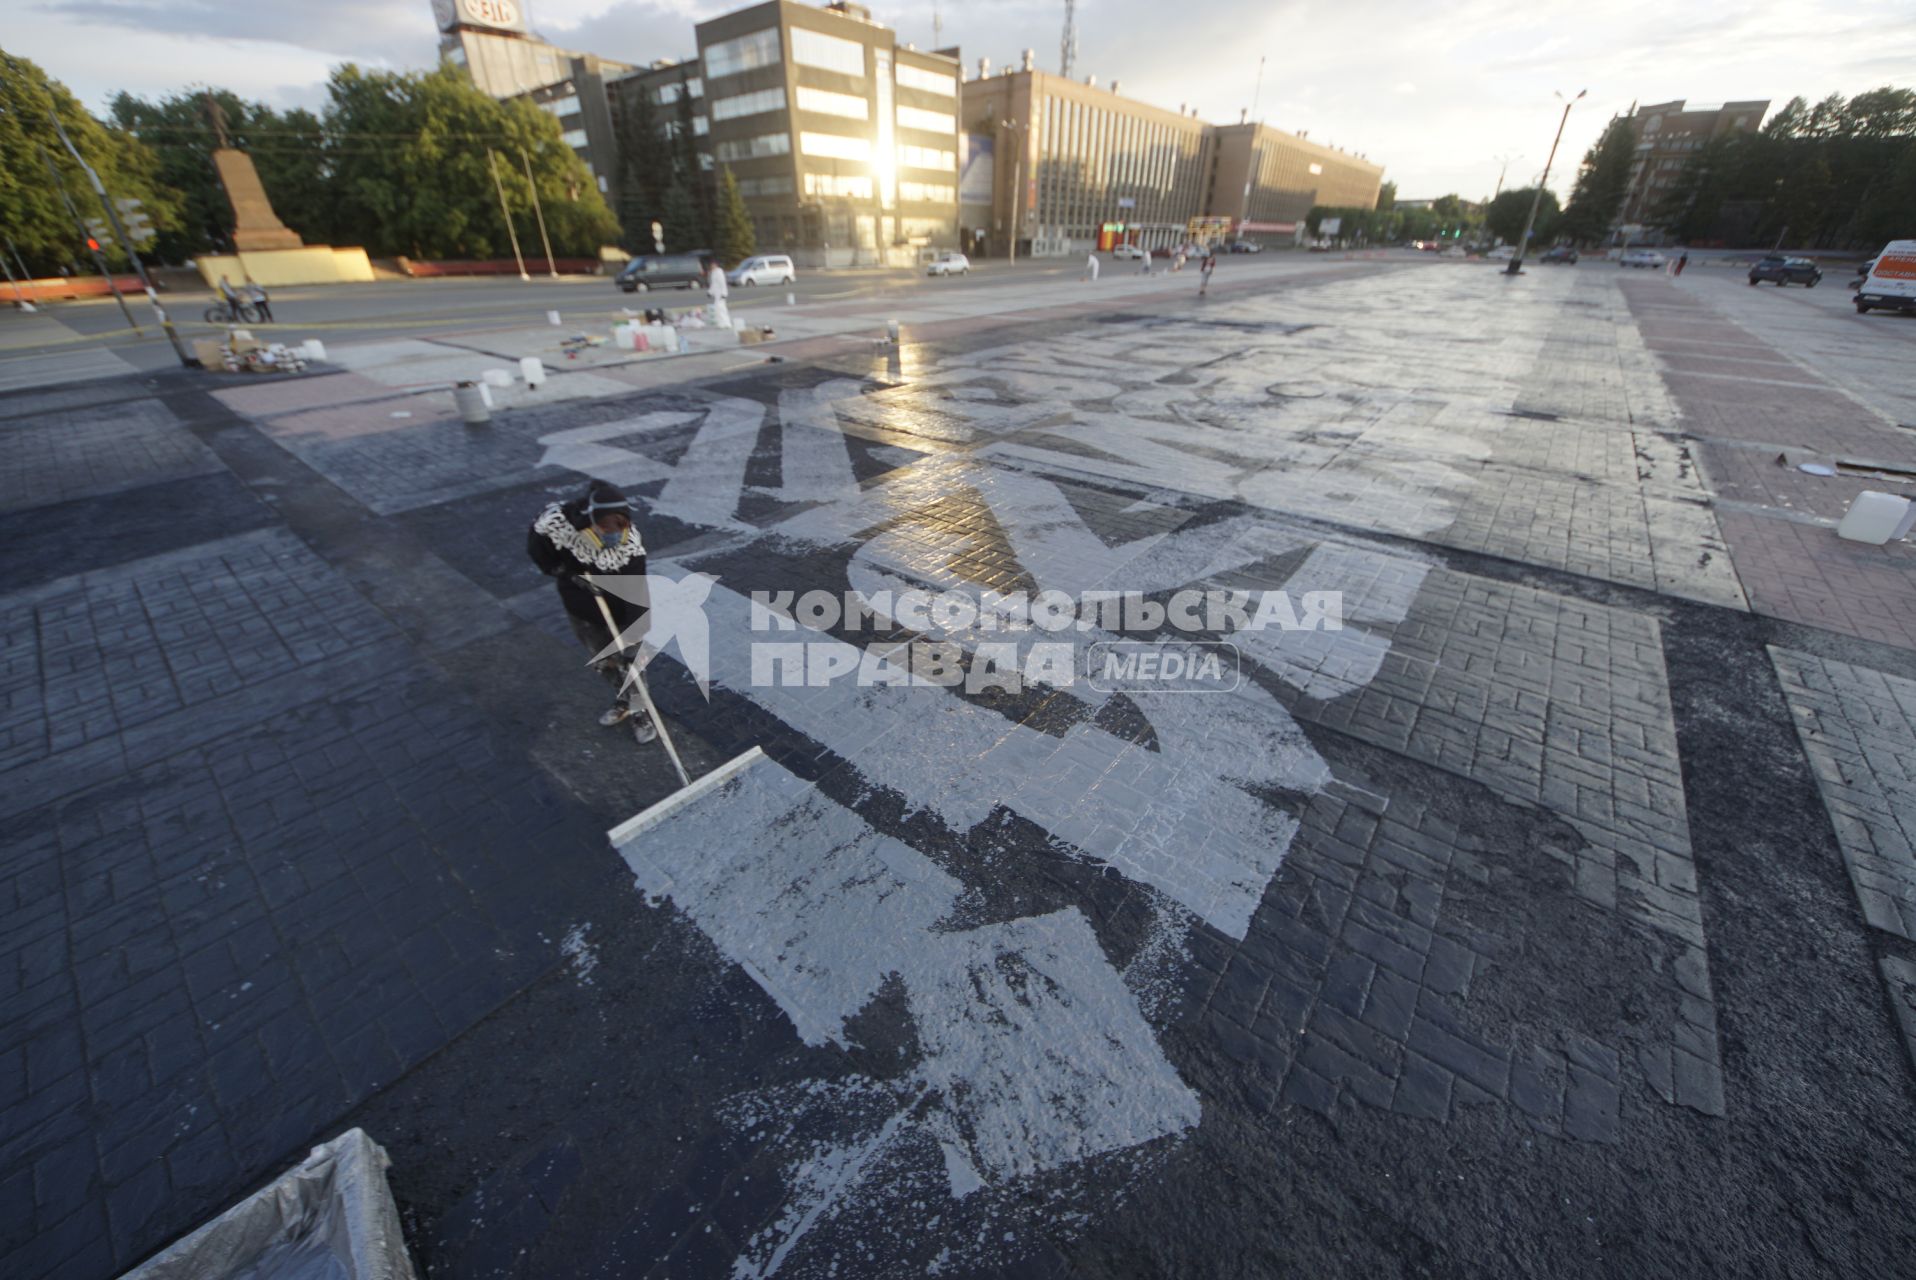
[527,480,656,742]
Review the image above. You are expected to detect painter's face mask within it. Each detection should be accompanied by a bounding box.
[594,522,627,549]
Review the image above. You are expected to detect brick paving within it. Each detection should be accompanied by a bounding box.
[5,260,1916,1278]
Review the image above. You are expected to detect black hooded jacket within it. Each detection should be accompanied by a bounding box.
[527,496,648,630]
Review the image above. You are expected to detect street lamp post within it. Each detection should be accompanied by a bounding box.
[1505,89,1585,277]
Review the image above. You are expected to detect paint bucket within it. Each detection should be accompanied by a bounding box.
[453,381,490,425]
[520,356,546,387]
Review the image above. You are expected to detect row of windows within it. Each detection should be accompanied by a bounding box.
[898,181,955,204]
[805,172,873,199]
[894,64,956,98]
[705,28,780,80]
[715,132,790,161]
[654,78,702,103]
[898,144,955,172]
[800,130,869,161]
[663,116,710,138]
[539,94,580,118]
[712,86,786,121]
[738,175,795,197]
[791,27,866,77]
[896,105,954,136]
[796,86,868,120]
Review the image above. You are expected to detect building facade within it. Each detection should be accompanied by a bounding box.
[1206,122,1384,244]
[1619,98,1769,230]
[664,1,961,265]
[435,0,631,98]
[960,59,1212,257]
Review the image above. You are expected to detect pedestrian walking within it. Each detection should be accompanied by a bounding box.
[527,480,657,743]
[707,257,730,329]
[1138,245,1152,276]
[1674,251,1689,277]
[1199,250,1216,296]
[1084,250,1101,282]
[245,280,273,322]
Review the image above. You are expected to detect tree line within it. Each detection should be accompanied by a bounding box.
[1559,86,1913,250]
[1,47,758,277]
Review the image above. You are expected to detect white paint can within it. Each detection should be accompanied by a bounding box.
[520,356,546,386]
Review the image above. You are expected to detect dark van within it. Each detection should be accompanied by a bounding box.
[616,251,714,292]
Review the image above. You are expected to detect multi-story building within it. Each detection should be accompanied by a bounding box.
[435,0,629,98]
[1206,122,1384,243]
[518,55,628,200]
[1619,98,1769,231]
[959,59,1386,257]
[959,56,1211,256]
[610,1,955,266]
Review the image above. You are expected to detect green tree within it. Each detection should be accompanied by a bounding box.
[659,177,700,253]
[1559,118,1635,244]
[1375,180,1396,212]
[670,70,712,246]
[109,88,331,260]
[1485,187,1559,245]
[1857,138,1916,245]
[322,64,617,258]
[0,48,180,273]
[714,167,754,263]
[614,86,672,249]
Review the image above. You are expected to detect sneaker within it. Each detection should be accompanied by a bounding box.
[630,713,658,744]
[599,703,631,727]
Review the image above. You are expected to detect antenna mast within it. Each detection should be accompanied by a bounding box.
[1061,0,1077,77]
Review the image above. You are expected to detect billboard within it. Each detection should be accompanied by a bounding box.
[434,0,529,34]
[957,134,994,207]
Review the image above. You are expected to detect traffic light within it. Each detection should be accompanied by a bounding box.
[86,237,100,253]
[116,198,156,246]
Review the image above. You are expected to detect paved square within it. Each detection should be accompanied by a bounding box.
[5,257,1915,1279]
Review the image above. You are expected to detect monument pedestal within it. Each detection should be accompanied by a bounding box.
[195,147,373,287]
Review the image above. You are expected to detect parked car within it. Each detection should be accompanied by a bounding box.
[1747,255,1821,287]
[925,251,971,277]
[1619,249,1667,269]
[1539,245,1579,264]
[1225,240,1263,254]
[1487,245,1516,261]
[1439,245,1467,259]
[1111,243,1146,260]
[727,254,796,287]
[1855,240,1916,315]
[616,251,713,292]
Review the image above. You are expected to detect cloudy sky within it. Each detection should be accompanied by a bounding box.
[13,0,1916,199]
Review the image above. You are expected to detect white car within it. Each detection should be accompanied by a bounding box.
[727,254,795,286]
[1488,245,1516,261]
[1111,244,1146,260]
[1619,249,1667,269]
[925,251,970,277]
[1440,245,1467,259]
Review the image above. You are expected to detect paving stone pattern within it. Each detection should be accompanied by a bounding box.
[0,399,225,515]
[1274,568,1725,1119]
[1770,647,1916,941]
[0,525,599,1280]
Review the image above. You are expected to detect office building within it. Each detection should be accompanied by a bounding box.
[1619,99,1769,229]
[435,0,629,98]
[960,60,1386,257]
[658,1,962,265]
[959,56,1212,257]
[1207,122,1384,242]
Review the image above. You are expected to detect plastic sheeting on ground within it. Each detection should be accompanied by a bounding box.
[119,1128,416,1280]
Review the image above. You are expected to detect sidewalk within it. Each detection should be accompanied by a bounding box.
[0,308,138,392]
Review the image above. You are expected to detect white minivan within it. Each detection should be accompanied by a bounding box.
[727,255,796,286]
[1855,241,1916,315]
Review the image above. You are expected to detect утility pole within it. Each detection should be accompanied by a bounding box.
[487,148,531,281]
[1506,89,1585,277]
[41,148,141,333]
[519,147,558,278]
[48,112,194,364]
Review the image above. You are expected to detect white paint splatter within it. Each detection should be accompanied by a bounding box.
[560,923,598,986]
